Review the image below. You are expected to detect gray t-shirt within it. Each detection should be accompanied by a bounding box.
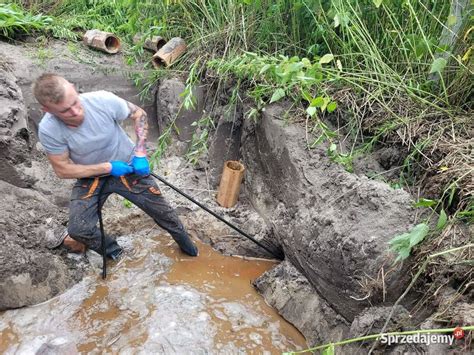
[38,91,135,165]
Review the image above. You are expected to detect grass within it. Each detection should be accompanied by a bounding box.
[2,0,473,352]
[0,3,53,38]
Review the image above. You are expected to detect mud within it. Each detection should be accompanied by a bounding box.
[0,36,470,353]
[0,38,307,352]
[0,65,32,188]
[254,259,349,346]
[0,231,306,353]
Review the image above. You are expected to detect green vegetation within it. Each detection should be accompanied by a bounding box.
[1,0,470,230]
[186,115,215,166]
[0,3,52,38]
[389,223,430,262]
[4,0,470,217]
[1,0,472,351]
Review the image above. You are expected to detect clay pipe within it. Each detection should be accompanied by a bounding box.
[150,172,284,260]
[133,34,166,52]
[216,161,245,208]
[152,37,187,68]
[83,29,121,54]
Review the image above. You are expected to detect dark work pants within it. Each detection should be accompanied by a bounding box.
[67,174,198,257]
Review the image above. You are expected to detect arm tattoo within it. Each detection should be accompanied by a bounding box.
[127,102,148,155]
[127,102,138,118]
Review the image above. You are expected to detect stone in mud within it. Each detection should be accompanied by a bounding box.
[254,260,349,346]
[242,104,421,321]
[0,242,71,310]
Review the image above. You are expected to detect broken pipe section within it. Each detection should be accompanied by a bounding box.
[217,161,245,208]
[83,30,121,54]
[152,37,186,68]
[132,34,166,53]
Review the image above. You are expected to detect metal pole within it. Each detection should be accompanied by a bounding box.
[150,172,284,260]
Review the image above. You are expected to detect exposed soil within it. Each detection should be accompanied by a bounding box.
[0,39,276,311]
[0,38,471,353]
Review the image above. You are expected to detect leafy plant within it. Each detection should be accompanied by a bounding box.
[122,199,133,209]
[185,116,215,166]
[149,126,173,171]
[180,59,201,111]
[0,3,52,38]
[208,52,336,110]
[327,143,353,172]
[389,223,429,262]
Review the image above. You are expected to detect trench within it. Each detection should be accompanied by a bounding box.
[0,62,309,352]
[0,201,307,354]
[1,37,472,355]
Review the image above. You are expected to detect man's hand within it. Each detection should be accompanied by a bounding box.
[110,161,134,176]
[131,155,150,175]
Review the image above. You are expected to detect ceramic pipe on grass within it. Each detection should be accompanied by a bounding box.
[83,30,121,54]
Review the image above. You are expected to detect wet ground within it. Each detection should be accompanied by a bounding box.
[0,230,306,354]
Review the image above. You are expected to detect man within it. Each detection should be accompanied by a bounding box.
[33,73,198,260]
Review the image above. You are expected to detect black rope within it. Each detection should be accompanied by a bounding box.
[150,172,284,260]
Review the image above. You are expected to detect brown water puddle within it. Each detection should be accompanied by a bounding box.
[0,233,306,353]
[164,241,307,352]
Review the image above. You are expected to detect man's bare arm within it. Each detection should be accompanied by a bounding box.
[47,151,111,179]
[126,102,148,156]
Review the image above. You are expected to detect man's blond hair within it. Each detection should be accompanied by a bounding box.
[32,73,69,105]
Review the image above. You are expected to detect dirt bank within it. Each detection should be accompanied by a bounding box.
[0,39,272,311]
[0,38,471,353]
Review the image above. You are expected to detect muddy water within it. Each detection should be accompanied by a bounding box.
[0,232,306,353]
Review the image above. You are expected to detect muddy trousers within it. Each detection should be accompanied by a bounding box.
[67,174,198,257]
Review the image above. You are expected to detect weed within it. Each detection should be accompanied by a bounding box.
[389,223,430,262]
[122,199,133,209]
[149,125,173,171]
[0,3,52,38]
[185,116,215,166]
[327,143,354,172]
[66,41,79,56]
[180,59,201,111]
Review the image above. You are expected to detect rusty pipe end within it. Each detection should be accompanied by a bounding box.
[151,56,165,68]
[152,36,167,52]
[103,35,121,54]
[152,37,187,68]
[83,30,121,54]
[226,161,245,172]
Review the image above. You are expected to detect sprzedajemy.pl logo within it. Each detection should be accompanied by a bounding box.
[379,327,465,346]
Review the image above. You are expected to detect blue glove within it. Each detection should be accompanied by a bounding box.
[131,155,150,175]
[110,161,134,177]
